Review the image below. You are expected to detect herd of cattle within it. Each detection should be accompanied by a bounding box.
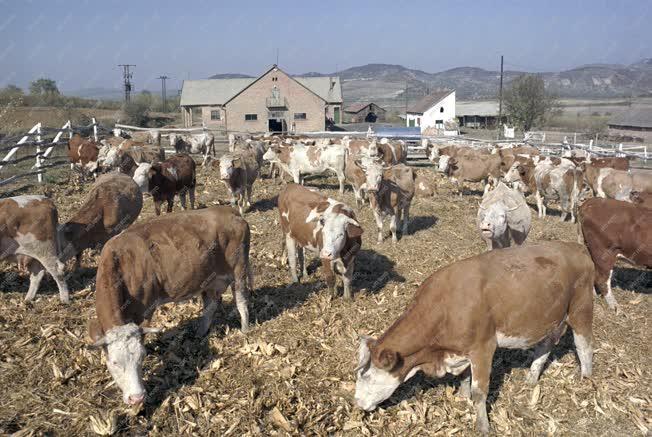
[1,128,651,434]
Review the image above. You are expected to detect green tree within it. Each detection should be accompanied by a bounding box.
[503,74,556,132]
[0,84,24,104]
[29,78,60,96]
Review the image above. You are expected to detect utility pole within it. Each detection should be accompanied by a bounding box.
[405,80,408,125]
[497,55,504,140]
[118,64,136,103]
[157,75,169,111]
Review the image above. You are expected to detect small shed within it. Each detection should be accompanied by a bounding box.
[456,101,505,129]
[608,109,652,143]
[344,102,386,123]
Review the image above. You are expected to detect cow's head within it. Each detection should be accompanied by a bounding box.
[168,133,178,146]
[478,202,508,240]
[218,154,240,180]
[504,162,524,183]
[354,336,402,411]
[90,322,160,405]
[307,203,363,260]
[132,162,154,193]
[428,145,441,163]
[263,146,280,162]
[438,155,457,174]
[356,158,386,192]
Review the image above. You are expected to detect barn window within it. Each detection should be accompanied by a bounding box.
[294,112,307,120]
[435,119,444,128]
[210,110,220,120]
[440,107,444,113]
[245,114,257,121]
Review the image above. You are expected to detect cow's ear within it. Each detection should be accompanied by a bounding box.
[346,222,364,238]
[376,348,399,371]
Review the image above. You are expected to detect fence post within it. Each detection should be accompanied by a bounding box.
[68,120,73,139]
[573,133,577,144]
[36,122,43,183]
[92,118,98,142]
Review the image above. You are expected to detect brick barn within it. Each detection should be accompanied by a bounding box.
[344,102,386,123]
[179,65,343,133]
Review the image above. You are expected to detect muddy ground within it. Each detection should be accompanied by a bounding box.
[0,161,650,436]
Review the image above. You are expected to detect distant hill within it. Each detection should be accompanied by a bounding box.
[208,73,254,79]
[65,87,180,101]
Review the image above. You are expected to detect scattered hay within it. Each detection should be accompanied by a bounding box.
[1,163,650,435]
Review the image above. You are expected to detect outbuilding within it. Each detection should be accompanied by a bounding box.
[180,65,343,133]
[405,89,456,133]
[344,102,386,123]
[608,109,652,143]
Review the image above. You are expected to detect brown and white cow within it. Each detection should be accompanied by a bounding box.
[278,184,363,299]
[88,206,252,405]
[211,150,259,215]
[578,197,651,311]
[357,160,415,243]
[377,138,407,165]
[67,134,100,176]
[630,190,652,208]
[439,153,502,195]
[583,164,652,201]
[59,173,143,268]
[263,142,347,193]
[505,158,581,222]
[0,196,69,302]
[132,153,196,215]
[355,241,594,434]
[414,173,436,198]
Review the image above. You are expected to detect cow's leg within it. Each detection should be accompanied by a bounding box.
[179,189,188,210]
[389,212,398,243]
[401,204,410,236]
[567,281,594,378]
[469,342,496,435]
[30,253,69,304]
[353,186,362,208]
[166,196,174,213]
[526,333,556,384]
[232,280,250,334]
[24,260,46,301]
[154,200,162,216]
[458,368,471,399]
[246,185,253,209]
[300,247,309,278]
[321,258,338,297]
[593,250,618,310]
[285,234,299,283]
[337,171,345,194]
[373,209,384,243]
[604,270,619,311]
[535,191,544,218]
[189,186,196,210]
[342,259,355,300]
[198,288,219,337]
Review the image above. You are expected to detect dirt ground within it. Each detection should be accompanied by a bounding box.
[0,161,650,436]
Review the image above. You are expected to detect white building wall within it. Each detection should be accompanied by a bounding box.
[421,91,456,133]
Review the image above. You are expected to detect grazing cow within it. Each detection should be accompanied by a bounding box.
[414,173,436,198]
[67,134,100,175]
[169,133,192,154]
[439,153,502,195]
[358,160,415,243]
[578,198,651,310]
[377,138,407,165]
[427,143,490,163]
[505,158,581,222]
[477,182,531,250]
[133,153,196,215]
[583,164,652,201]
[278,184,363,299]
[228,139,266,169]
[212,150,259,215]
[98,143,165,175]
[189,132,216,156]
[262,142,347,193]
[59,173,143,268]
[0,196,69,302]
[89,206,252,405]
[354,241,594,434]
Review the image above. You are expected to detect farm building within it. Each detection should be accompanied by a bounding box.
[343,102,386,123]
[608,109,652,143]
[406,90,456,133]
[179,65,343,133]
[456,100,505,128]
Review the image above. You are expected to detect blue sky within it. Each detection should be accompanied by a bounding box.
[1,0,650,92]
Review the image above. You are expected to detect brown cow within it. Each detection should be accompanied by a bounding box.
[414,173,436,198]
[581,158,631,195]
[377,138,407,165]
[354,241,594,434]
[59,173,143,269]
[583,164,652,201]
[88,206,252,405]
[0,196,69,302]
[278,183,363,299]
[211,150,259,215]
[357,160,415,243]
[630,190,652,207]
[578,197,651,310]
[132,153,196,215]
[67,134,100,175]
[439,153,502,195]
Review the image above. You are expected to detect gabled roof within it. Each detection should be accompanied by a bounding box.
[608,109,652,129]
[344,102,386,113]
[407,89,455,114]
[180,66,343,106]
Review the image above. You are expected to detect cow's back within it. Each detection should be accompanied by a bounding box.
[0,196,58,243]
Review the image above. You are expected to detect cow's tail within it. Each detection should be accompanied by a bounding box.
[242,222,254,293]
[576,200,585,244]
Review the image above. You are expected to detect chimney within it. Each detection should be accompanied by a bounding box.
[329,76,335,91]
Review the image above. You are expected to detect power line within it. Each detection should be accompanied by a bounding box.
[118,64,136,103]
[498,55,504,140]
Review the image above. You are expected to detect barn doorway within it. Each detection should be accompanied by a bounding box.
[268,119,285,133]
[365,111,377,123]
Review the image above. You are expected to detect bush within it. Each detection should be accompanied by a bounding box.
[121,101,151,126]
